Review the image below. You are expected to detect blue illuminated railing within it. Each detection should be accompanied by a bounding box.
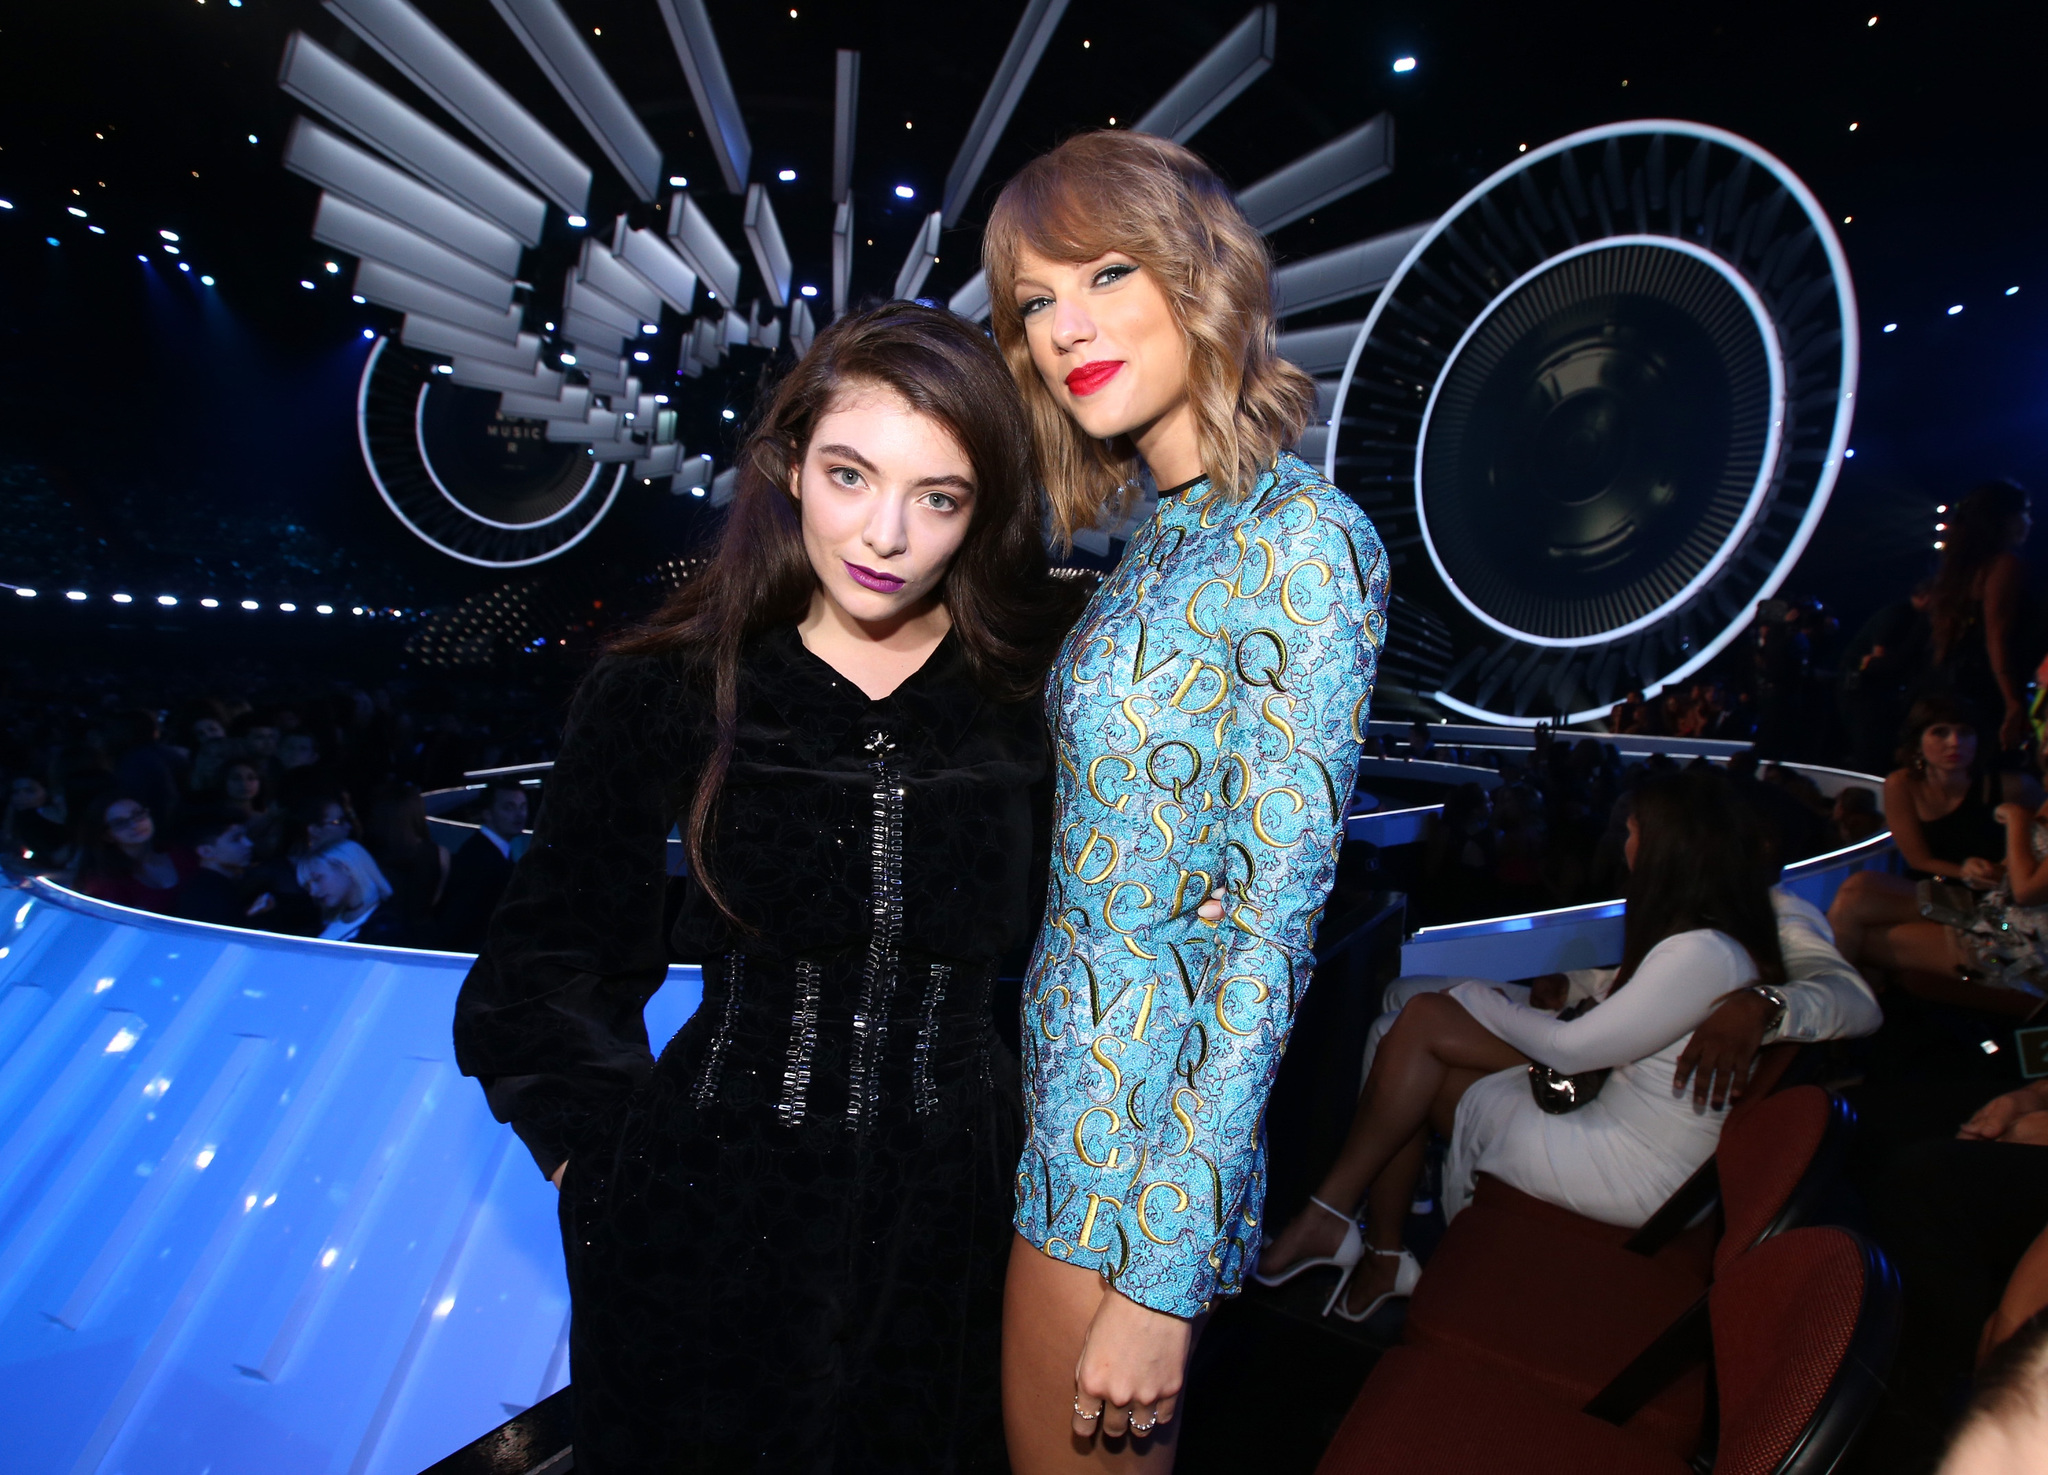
[0,881,700,1475]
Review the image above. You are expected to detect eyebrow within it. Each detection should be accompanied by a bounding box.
[814,443,974,494]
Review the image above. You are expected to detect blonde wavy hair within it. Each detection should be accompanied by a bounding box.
[983,129,1317,545]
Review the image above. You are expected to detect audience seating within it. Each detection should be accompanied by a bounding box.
[1315,1226,1901,1475]
[1399,1083,1852,1454]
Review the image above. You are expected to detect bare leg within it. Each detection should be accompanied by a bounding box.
[1259,995,1526,1277]
[1337,1065,1491,1315]
[1004,1236,1190,1473]
[1863,920,2043,1018]
[1827,870,1925,966]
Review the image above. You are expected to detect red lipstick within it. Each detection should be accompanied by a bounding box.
[844,561,906,593]
[1064,360,1125,397]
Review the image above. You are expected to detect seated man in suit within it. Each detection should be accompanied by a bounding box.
[436,781,528,952]
[177,811,277,929]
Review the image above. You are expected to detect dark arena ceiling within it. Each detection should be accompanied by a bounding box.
[0,1,2041,688]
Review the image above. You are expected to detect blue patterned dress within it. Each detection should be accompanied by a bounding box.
[1016,450,1389,1318]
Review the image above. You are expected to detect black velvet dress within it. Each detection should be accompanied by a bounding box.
[453,625,1043,1473]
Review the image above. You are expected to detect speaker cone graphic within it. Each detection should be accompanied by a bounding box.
[357,338,625,569]
[1327,121,1857,723]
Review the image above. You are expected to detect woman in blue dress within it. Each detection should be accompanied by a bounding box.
[982,130,1390,1469]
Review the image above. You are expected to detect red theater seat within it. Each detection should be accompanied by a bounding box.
[1316,1227,1900,1475]
[1400,1085,1849,1455]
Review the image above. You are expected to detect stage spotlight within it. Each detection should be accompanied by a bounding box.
[559,352,577,365]
[160,229,179,241]
[691,487,706,497]
[722,408,735,420]
[433,364,452,373]
[0,199,11,209]
[633,350,650,362]
[567,214,588,227]
[352,606,364,615]
[300,279,315,289]
[362,328,375,339]
[13,588,34,599]
[324,261,339,274]
[179,263,191,273]
[894,185,915,199]
[65,591,86,601]
[641,323,660,335]
[248,134,258,144]
[1393,56,1417,72]
[1948,304,1963,315]
[352,294,366,303]
[669,176,687,187]
[1883,322,1897,332]
[136,254,148,263]
[200,598,219,608]
[316,604,334,614]
[654,394,669,404]
[157,595,177,606]
[799,284,817,297]
[240,599,259,610]
[1845,449,1856,458]
[279,602,297,612]
[113,593,134,604]
[164,245,180,255]
[46,238,60,247]
[2008,286,2021,296]
[67,206,87,218]
[89,226,105,235]
[778,169,797,182]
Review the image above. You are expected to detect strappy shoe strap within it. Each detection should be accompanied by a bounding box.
[1308,1194,1356,1227]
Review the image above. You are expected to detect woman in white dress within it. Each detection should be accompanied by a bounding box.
[1256,766,1786,1319]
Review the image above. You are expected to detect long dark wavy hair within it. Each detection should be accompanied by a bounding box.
[612,301,1086,913]
[1927,479,2029,661]
[1614,767,1786,991]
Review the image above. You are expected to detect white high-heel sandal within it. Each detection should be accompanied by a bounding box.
[1328,1244,1421,1323]
[1251,1195,1362,1292]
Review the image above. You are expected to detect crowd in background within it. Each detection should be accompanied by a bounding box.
[0,664,560,949]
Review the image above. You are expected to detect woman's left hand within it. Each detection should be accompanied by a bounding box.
[1196,885,1228,924]
[1072,1288,1191,1440]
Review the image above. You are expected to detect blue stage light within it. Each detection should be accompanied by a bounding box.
[179,262,191,272]
[200,598,219,608]
[160,229,179,241]
[0,199,12,209]
[1393,56,1417,72]
[112,593,134,604]
[324,261,340,274]
[279,602,297,613]
[2008,286,2021,296]
[668,175,687,187]
[240,599,259,610]
[362,328,375,339]
[14,588,35,599]
[778,169,797,182]
[800,284,818,297]
[67,206,87,218]
[316,605,334,615]
[894,185,915,199]
[46,237,60,247]
[633,350,650,362]
[65,591,86,601]
[567,214,587,228]
[300,279,315,289]
[157,595,177,606]
[248,134,258,145]
[559,352,577,365]
[1948,304,1963,315]
[164,244,180,254]
[201,275,215,285]
[1883,322,1897,332]
[722,408,735,420]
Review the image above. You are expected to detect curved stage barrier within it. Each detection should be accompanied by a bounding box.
[0,882,700,1475]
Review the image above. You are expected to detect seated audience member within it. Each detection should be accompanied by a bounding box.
[1401,720,1437,761]
[214,759,270,826]
[1861,1081,2048,1474]
[176,813,277,927]
[364,782,449,924]
[1256,767,1791,1321]
[1833,785,1885,847]
[1829,698,2038,970]
[281,790,359,859]
[72,793,196,916]
[298,839,412,945]
[277,732,320,773]
[4,772,70,870]
[436,781,528,951]
[113,709,186,830]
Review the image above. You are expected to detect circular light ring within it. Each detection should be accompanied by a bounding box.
[356,338,626,569]
[412,382,600,531]
[1412,236,1786,648]
[1324,119,1858,724]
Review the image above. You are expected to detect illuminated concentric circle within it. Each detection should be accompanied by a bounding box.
[1326,120,1857,724]
[357,338,625,568]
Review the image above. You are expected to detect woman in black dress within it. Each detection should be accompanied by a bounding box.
[453,303,1084,1472]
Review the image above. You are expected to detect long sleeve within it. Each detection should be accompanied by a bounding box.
[1768,889,1883,1042]
[1450,929,1756,1075]
[452,655,696,1176]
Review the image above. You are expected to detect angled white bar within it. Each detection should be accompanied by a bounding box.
[284,117,524,276]
[1236,112,1393,234]
[611,220,697,315]
[742,185,792,308]
[278,32,545,245]
[654,0,751,193]
[746,301,782,352]
[790,298,815,355]
[949,270,991,322]
[313,193,515,310]
[940,0,1071,227]
[546,410,621,442]
[323,0,592,215]
[354,260,524,342]
[635,442,681,478]
[831,201,854,320]
[563,279,640,337]
[402,317,541,372]
[1132,4,1276,143]
[893,211,944,301]
[496,385,591,419]
[666,193,743,305]
[1272,219,1433,317]
[487,0,661,201]
[446,356,564,395]
[831,50,859,204]
[560,310,628,354]
[577,238,662,323]
[1276,318,1365,375]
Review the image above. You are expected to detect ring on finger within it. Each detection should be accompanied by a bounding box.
[1073,1399,1101,1421]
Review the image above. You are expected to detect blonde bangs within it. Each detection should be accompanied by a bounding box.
[984,130,1317,545]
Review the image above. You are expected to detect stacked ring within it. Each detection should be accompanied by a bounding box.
[1073,1400,1101,1421]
